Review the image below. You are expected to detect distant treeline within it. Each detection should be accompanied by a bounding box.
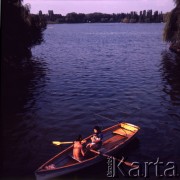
[38,10,168,24]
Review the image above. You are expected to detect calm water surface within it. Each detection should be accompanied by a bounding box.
[2,23,180,179]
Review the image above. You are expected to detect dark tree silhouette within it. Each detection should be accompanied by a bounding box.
[2,0,47,64]
[1,0,47,123]
[163,0,180,53]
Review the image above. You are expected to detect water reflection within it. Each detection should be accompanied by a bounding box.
[2,56,47,177]
[3,23,180,179]
[2,56,47,115]
[160,51,180,106]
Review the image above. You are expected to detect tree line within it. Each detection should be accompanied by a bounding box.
[39,10,165,24]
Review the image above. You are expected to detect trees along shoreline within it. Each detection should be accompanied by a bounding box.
[2,0,47,67]
[40,10,165,24]
[1,1,47,119]
[163,0,180,54]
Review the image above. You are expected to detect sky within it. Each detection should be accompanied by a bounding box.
[23,0,175,15]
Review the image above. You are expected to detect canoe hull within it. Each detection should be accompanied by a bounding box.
[35,155,104,180]
[35,122,140,180]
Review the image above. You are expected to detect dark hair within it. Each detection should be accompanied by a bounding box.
[94,126,101,133]
[76,134,82,141]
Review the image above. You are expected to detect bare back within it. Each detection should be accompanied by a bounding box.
[73,141,84,161]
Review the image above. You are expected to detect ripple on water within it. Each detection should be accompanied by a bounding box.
[3,23,180,178]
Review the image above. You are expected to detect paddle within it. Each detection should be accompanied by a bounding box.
[52,141,74,146]
[52,142,137,168]
[90,149,138,168]
[52,140,86,146]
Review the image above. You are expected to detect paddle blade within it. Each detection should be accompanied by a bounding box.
[52,141,61,146]
[52,141,74,146]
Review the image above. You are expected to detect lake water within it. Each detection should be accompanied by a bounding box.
[2,23,180,179]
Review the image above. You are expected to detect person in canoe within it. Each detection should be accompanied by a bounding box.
[73,135,86,161]
[86,126,103,150]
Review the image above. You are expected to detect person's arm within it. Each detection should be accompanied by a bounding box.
[81,147,85,156]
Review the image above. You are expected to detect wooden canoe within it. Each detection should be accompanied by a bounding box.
[35,122,140,180]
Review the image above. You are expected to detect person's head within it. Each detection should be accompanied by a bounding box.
[76,134,82,142]
[93,126,101,133]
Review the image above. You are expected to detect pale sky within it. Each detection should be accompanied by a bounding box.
[23,0,175,15]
